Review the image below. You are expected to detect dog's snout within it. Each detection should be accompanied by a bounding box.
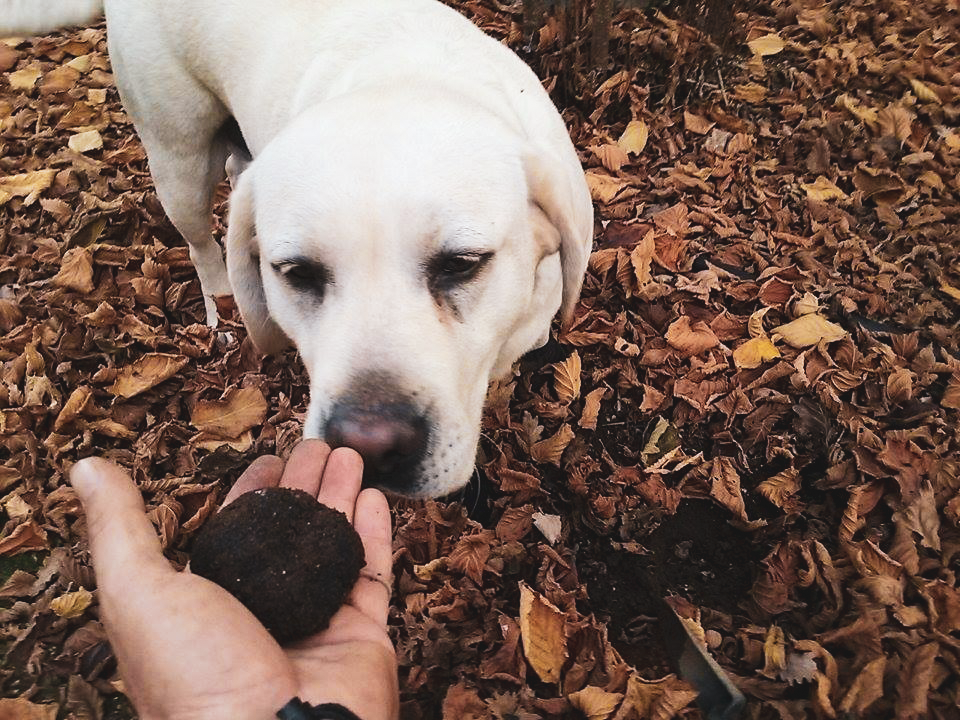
[324,399,428,492]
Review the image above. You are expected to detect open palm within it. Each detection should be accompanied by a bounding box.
[70,441,398,720]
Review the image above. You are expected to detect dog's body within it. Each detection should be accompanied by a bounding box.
[3,0,593,497]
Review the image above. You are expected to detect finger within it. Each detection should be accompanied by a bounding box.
[69,458,173,586]
[277,439,332,496]
[348,488,393,625]
[222,454,284,506]
[315,447,363,519]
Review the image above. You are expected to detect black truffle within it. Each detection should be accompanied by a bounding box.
[190,487,365,643]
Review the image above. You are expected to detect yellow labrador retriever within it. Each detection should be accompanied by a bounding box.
[3,0,594,497]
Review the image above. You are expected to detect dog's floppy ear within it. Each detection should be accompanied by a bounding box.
[523,149,594,328]
[224,169,290,354]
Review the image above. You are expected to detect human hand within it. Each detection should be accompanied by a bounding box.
[70,440,398,720]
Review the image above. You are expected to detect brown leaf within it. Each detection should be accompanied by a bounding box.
[886,368,913,403]
[0,698,58,720]
[630,229,655,287]
[579,387,606,430]
[54,386,94,431]
[110,353,189,399]
[552,351,581,404]
[0,520,49,556]
[853,164,906,205]
[709,457,748,521]
[618,672,698,719]
[877,103,914,143]
[190,386,268,438]
[530,424,574,466]
[757,468,800,509]
[895,642,938,718]
[52,247,95,294]
[839,656,886,714]
[448,530,495,584]
[568,686,623,720]
[665,316,719,357]
[683,110,714,135]
[518,582,567,683]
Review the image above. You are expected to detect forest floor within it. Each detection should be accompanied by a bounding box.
[1,0,959,718]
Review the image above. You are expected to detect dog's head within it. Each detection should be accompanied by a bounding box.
[226,88,592,497]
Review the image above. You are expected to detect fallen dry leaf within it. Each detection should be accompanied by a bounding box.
[50,588,94,618]
[190,386,268,438]
[748,33,785,57]
[110,353,190,399]
[772,314,848,348]
[617,119,647,155]
[518,582,567,684]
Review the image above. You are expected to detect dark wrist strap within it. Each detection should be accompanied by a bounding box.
[277,697,363,720]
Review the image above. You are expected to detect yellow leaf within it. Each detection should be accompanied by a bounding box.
[801,176,848,202]
[68,129,103,153]
[50,588,93,618]
[8,64,41,90]
[0,168,56,205]
[761,625,786,678]
[568,686,624,720]
[518,582,567,683]
[530,424,575,466]
[733,336,781,369]
[748,33,785,57]
[110,353,189,399]
[190,386,268,438]
[617,119,648,155]
[940,282,960,301]
[773,313,848,348]
[908,77,941,104]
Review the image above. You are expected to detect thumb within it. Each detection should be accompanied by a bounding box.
[70,458,173,584]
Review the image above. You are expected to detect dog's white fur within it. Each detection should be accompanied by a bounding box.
[3,0,594,497]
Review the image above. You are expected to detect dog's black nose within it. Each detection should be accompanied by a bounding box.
[324,400,428,493]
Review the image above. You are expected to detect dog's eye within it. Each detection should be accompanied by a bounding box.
[272,260,330,294]
[430,252,493,286]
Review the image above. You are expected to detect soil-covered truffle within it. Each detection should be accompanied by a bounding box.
[191,487,365,643]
